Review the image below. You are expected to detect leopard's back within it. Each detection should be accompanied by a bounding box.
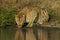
[37,8,49,24]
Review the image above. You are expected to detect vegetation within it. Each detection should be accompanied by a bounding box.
[0,7,17,27]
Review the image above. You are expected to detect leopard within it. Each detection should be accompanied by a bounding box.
[15,6,49,28]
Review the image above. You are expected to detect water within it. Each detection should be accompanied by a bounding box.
[0,27,43,40]
[0,27,60,40]
[0,28,17,40]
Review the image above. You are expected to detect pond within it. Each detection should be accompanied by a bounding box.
[0,28,17,40]
[0,27,60,40]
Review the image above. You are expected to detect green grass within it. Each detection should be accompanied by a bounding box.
[0,7,17,27]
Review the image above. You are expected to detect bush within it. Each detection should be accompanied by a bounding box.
[0,7,17,27]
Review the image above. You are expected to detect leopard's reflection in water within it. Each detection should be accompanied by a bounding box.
[15,28,24,40]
